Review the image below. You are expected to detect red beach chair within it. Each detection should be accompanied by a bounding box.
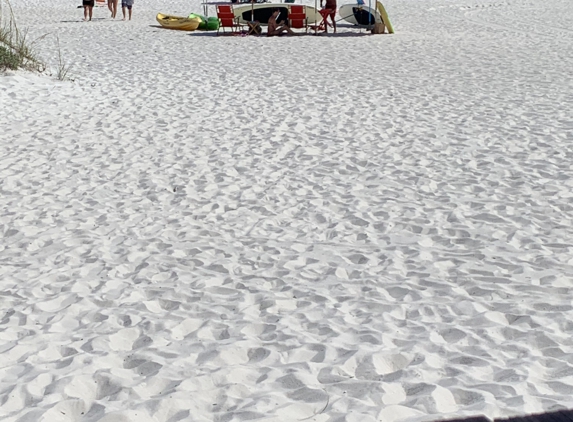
[288,5,308,33]
[309,8,333,33]
[216,5,246,35]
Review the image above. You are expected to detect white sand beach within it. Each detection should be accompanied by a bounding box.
[1,0,573,420]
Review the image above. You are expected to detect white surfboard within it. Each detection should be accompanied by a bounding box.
[232,3,321,25]
[338,2,382,27]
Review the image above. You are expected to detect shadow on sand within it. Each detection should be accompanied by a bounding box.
[61,17,107,22]
[186,31,374,37]
[148,24,381,37]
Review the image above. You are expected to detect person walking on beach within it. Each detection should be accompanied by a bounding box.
[82,0,94,21]
[122,0,134,20]
[267,9,295,36]
[320,0,337,33]
[108,0,118,18]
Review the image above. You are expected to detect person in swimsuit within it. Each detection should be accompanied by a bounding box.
[108,0,118,18]
[320,0,337,33]
[82,0,94,21]
[267,9,295,36]
[122,0,134,20]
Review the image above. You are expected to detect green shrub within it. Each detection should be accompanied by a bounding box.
[0,44,20,70]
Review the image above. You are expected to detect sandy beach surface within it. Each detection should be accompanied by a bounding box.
[1,0,573,420]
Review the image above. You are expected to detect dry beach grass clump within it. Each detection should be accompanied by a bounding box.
[0,0,44,71]
[0,0,70,79]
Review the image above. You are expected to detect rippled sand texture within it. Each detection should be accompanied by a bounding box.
[1,0,573,421]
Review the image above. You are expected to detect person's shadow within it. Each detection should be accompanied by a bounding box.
[61,17,107,22]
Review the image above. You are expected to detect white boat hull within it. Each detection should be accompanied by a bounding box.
[232,3,322,25]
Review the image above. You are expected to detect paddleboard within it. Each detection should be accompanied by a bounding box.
[339,1,393,31]
[232,3,321,25]
[376,1,393,33]
[339,3,380,27]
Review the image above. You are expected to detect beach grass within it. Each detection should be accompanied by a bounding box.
[55,35,71,80]
[0,0,44,71]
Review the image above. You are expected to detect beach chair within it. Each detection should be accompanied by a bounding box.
[216,5,245,35]
[288,5,308,33]
[309,8,333,33]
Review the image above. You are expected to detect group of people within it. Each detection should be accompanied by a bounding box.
[81,0,134,21]
[82,0,334,31]
[267,0,336,36]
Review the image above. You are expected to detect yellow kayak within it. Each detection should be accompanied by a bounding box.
[156,13,201,31]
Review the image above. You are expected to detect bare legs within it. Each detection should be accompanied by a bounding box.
[277,24,294,35]
[83,5,93,20]
[108,0,118,18]
[122,6,132,20]
[268,23,295,36]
